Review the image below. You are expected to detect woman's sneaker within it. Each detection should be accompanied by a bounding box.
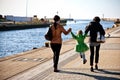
[54,68,60,72]
[95,65,98,70]
[91,67,94,72]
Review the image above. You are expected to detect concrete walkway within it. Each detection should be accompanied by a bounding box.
[0,26,120,80]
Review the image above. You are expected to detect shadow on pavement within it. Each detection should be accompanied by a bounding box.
[97,69,120,75]
[58,69,120,80]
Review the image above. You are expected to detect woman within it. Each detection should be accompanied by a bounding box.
[50,15,71,72]
[85,16,105,72]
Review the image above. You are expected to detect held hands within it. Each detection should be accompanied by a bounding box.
[68,28,72,32]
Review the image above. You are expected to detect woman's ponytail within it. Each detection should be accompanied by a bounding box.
[53,15,60,29]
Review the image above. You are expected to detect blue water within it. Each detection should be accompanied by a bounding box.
[0,20,114,58]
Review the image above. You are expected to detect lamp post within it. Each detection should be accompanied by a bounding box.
[26,0,28,17]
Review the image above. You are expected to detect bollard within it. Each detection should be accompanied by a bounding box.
[45,42,50,47]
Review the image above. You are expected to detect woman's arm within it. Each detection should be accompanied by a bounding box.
[61,26,71,35]
[99,25,105,35]
[85,25,90,34]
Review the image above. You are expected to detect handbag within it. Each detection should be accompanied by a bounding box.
[97,32,105,43]
[44,27,53,41]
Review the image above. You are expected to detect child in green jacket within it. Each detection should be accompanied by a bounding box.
[71,30,89,64]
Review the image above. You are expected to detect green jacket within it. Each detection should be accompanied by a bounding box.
[71,32,89,52]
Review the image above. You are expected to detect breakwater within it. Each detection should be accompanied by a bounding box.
[102,18,120,24]
[102,18,120,27]
[0,19,68,31]
[0,23,50,31]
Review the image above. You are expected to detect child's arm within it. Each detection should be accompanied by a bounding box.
[83,33,87,39]
[71,32,77,39]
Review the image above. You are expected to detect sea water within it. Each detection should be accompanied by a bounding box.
[0,20,114,58]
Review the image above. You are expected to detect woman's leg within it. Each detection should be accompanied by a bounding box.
[90,45,94,71]
[50,43,56,67]
[50,43,61,71]
[90,46,94,66]
[54,44,61,69]
[95,44,100,69]
[95,44,100,64]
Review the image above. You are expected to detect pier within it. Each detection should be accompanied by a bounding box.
[0,26,120,80]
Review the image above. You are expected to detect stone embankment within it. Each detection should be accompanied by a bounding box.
[102,18,120,27]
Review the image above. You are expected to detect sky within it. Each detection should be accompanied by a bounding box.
[0,0,120,19]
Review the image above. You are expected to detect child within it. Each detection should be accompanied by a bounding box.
[71,30,89,64]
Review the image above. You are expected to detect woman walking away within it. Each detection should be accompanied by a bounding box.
[85,16,105,72]
[50,15,71,72]
[71,30,89,64]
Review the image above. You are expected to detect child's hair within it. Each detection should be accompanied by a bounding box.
[77,30,83,35]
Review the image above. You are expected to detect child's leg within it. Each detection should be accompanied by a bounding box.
[79,52,82,58]
[81,52,87,64]
[81,52,86,60]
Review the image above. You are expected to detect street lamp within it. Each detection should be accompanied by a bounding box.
[26,0,28,17]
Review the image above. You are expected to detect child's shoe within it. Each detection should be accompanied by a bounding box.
[80,54,82,58]
[83,59,87,64]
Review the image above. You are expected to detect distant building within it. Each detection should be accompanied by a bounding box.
[5,15,32,22]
